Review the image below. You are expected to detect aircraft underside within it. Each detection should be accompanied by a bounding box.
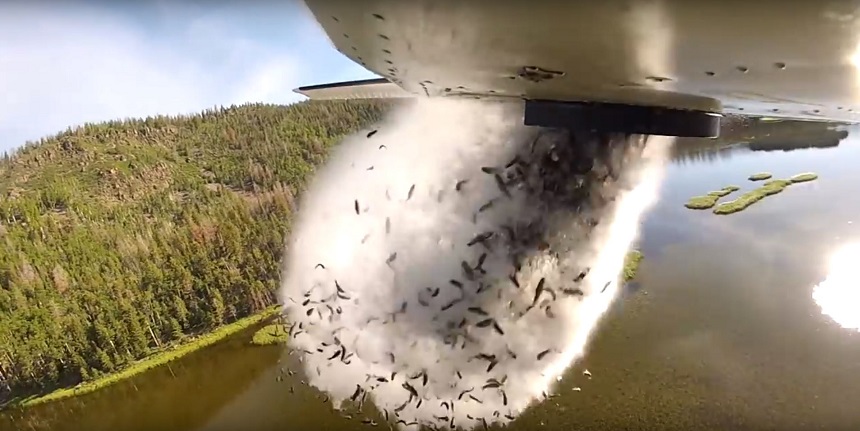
[296,0,860,137]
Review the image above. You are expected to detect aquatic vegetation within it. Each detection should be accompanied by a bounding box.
[713,179,791,215]
[790,172,819,183]
[251,323,290,346]
[623,250,644,282]
[707,185,740,197]
[10,307,280,410]
[684,186,740,209]
[748,172,773,181]
[684,194,720,209]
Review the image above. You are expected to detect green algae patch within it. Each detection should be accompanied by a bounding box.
[790,172,818,183]
[707,185,740,197]
[713,179,791,215]
[684,195,720,210]
[623,250,644,282]
[748,172,773,181]
[251,323,290,346]
[685,186,740,210]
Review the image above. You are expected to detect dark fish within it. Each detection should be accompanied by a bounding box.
[458,388,474,400]
[388,352,396,363]
[302,298,311,306]
[430,287,441,297]
[475,353,496,361]
[386,252,398,265]
[407,184,416,200]
[327,350,340,360]
[422,373,428,386]
[379,144,387,150]
[458,318,467,328]
[467,231,494,246]
[494,174,512,198]
[367,129,378,138]
[354,200,360,215]
[478,200,495,213]
[376,377,389,383]
[449,279,463,289]
[574,269,589,282]
[545,306,555,319]
[492,321,505,335]
[441,299,460,311]
[350,385,363,401]
[418,296,430,307]
[456,371,463,379]
[469,395,484,404]
[482,381,501,390]
[532,277,546,305]
[402,382,419,398]
[399,301,407,313]
[505,155,521,168]
[335,280,345,293]
[476,318,494,328]
[385,217,391,234]
[306,308,314,316]
[487,360,498,372]
[455,179,469,191]
[468,307,489,316]
[481,166,498,174]
[562,287,584,296]
[366,166,374,171]
[417,398,423,408]
[361,233,371,244]
[601,281,611,293]
[475,252,488,271]
[502,390,508,406]
[537,349,551,360]
[461,261,475,280]
[315,263,325,269]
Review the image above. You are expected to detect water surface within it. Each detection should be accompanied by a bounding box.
[4,119,860,431]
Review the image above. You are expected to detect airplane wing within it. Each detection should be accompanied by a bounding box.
[298,0,860,137]
[294,78,413,100]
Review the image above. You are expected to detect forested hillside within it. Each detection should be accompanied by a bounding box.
[0,100,392,404]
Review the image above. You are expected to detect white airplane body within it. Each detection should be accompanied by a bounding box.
[296,0,860,137]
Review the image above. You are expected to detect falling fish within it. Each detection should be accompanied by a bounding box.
[366,129,378,138]
[354,199,360,215]
[407,184,416,200]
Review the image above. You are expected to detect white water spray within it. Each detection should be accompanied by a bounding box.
[279,98,672,430]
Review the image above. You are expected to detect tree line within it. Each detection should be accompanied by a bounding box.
[0,100,393,404]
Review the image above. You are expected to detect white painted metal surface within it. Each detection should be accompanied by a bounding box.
[301,0,860,122]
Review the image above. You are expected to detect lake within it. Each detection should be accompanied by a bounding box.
[3,119,859,431]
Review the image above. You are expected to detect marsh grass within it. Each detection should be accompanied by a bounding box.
[251,323,290,346]
[13,306,281,409]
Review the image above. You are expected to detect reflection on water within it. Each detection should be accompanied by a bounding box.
[3,118,860,431]
[813,243,860,331]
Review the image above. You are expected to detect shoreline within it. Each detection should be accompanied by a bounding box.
[2,305,282,411]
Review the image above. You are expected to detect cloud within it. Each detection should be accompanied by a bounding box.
[0,1,373,152]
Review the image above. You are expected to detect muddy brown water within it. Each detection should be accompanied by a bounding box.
[3,120,859,431]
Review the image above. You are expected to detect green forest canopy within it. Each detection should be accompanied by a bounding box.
[0,100,393,405]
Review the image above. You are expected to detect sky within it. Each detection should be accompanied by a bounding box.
[0,0,378,152]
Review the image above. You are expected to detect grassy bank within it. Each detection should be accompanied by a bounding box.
[10,306,281,410]
[713,179,791,215]
[251,323,290,346]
